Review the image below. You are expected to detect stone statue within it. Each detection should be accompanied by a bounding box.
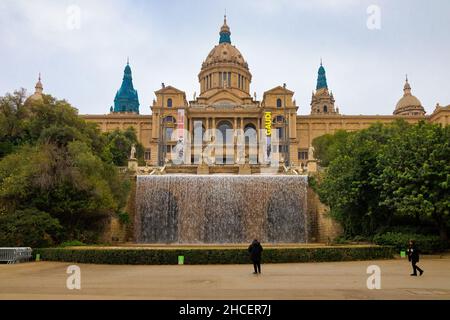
[173,138,185,164]
[308,146,315,161]
[130,144,137,159]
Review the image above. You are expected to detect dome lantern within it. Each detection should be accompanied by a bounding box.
[219,15,231,44]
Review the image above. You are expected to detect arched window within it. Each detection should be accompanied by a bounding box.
[323,105,328,113]
[272,116,285,124]
[163,116,176,124]
[217,121,233,145]
[167,98,173,108]
[277,99,282,108]
[244,124,257,146]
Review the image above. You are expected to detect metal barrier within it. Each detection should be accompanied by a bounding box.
[0,248,33,264]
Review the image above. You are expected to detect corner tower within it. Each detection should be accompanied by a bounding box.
[112,60,140,114]
[394,76,425,116]
[26,73,44,104]
[310,61,339,115]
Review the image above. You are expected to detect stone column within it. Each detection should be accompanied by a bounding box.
[152,113,158,139]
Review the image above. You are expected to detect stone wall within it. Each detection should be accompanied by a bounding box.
[307,185,343,243]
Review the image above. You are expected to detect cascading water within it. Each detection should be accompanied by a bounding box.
[135,175,309,244]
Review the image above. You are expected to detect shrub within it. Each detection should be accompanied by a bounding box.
[0,209,62,248]
[33,245,396,265]
[59,240,87,248]
[373,232,448,254]
[117,212,130,225]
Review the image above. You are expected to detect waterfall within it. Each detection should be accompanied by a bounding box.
[135,175,308,244]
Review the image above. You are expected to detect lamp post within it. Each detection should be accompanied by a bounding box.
[283,83,290,166]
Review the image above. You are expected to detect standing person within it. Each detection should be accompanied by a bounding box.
[407,240,424,276]
[248,239,263,274]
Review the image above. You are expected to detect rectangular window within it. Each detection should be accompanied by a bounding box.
[144,149,151,161]
[219,72,223,87]
[228,72,231,88]
[276,127,284,139]
[165,127,174,141]
[166,145,172,153]
[298,149,308,160]
[238,75,241,89]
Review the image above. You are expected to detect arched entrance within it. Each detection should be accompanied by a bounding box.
[244,123,258,164]
[216,120,234,164]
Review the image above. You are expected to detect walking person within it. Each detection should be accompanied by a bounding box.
[248,239,263,274]
[407,240,424,276]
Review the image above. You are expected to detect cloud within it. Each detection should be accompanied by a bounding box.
[0,0,449,116]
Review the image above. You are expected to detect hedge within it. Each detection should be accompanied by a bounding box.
[33,245,396,265]
[373,232,448,254]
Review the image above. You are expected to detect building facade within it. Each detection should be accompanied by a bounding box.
[39,17,447,170]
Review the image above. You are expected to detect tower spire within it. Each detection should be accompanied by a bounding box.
[219,15,231,44]
[316,61,328,90]
[113,61,140,114]
[35,73,43,94]
[403,74,412,95]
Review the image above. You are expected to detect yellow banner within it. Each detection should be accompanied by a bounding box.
[265,112,272,136]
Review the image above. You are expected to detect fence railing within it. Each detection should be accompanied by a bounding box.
[0,248,33,264]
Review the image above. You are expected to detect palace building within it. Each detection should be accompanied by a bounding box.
[33,17,450,171]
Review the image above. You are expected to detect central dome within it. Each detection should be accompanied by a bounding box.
[198,16,252,98]
[202,42,248,70]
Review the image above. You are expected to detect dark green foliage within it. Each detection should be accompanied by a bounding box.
[0,89,131,246]
[373,232,448,254]
[312,130,351,167]
[374,121,450,241]
[118,211,130,225]
[0,209,62,247]
[33,246,396,265]
[312,120,450,241]
[102,128,145,166]
[59,241,87,248]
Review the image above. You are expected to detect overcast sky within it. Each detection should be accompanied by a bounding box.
[1,0,449,115]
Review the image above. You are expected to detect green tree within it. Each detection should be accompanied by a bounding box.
[375,121,450,241]
[312,121,409,236]
[103,128,145,166]
[0,90,131,245]
[312,130,351,167]
[0,209,62,247]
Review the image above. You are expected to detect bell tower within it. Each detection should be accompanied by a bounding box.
[310,61,339,115]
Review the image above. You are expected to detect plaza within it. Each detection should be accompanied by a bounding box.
[1,255,450,300]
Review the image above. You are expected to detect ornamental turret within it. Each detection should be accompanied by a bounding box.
[310,61,339,115]
[112,60,140,114]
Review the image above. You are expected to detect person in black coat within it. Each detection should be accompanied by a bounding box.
[407,240,424,276]
[248,239,263,274]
